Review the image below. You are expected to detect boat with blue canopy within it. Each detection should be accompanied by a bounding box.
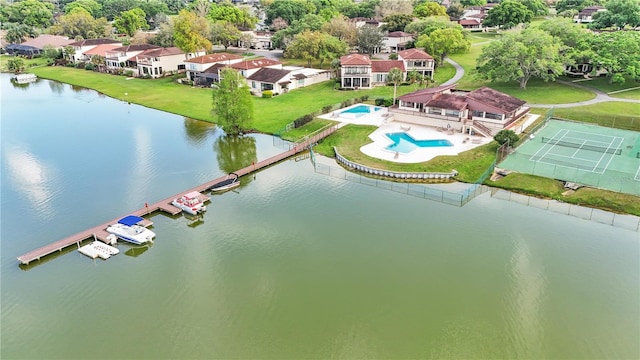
[106,215,155,245]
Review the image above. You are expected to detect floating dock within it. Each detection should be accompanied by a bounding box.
[17,127,337,266]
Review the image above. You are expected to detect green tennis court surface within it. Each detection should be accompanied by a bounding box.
[499,119,640,196]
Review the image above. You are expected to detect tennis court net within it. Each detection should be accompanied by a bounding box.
[541,137,622,155]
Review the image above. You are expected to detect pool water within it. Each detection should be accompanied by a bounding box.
[386,132,453,154]
[341,104,381,116]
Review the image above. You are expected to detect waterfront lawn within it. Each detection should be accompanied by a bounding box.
[279,118,338,141]
[0,55,49,72]
[562,75,639,94]
[433,62,456,86]
[30,66,415,134]
[489,79,596,104]
[610,89,640,100]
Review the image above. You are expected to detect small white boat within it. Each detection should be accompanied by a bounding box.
[208,173,240,193]
[106,215,155,245]
[172,191,209,215]
[78,241,120,260]
[12,73,37,84]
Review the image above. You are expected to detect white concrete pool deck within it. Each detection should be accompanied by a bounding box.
[318,104,493,163]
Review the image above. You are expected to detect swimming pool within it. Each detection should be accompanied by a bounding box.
[340,104,382,118]
[385,132,453,154]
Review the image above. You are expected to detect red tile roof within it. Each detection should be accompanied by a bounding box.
[397,84,457,102]
[397,48,433,60]
[83,44,119,56]
[459,19,481,25]
[371,60,405,73]
[185,53,243,64]
[386,31,412,38]
[69,38,121,47]
[426,93,468,111]
[137,47,184,58]
[111,44,161,52]
[340,54,371,66]
[466,87,526,113]
[229,58,281,70]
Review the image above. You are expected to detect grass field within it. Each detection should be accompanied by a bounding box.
[0,55,49,72]
[610,89,640,100]
[548,102,640,131]
[30,66,420,134]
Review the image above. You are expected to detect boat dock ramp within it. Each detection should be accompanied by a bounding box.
[17,126,337,266]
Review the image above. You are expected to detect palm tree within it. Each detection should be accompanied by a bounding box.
[5,24,37,44]
[387,67,404,105]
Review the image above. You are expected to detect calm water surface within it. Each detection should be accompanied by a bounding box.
[1,74,638,359]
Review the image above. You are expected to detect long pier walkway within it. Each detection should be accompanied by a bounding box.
[17,127,337,266]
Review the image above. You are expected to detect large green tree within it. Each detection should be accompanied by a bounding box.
[271,13,325,49]
[415,27,470,65]
[483,0,534,29]
[212,68,254,136]
[556,0,602,13]
[538,17,592,66]
[588,31,640,84]
[208,1,257,29]
[285,30,348,67]
[589,0,640,29]
[6,0,54,28]
[173,10,212,55]
[113,8,148,36]
[519,0,549,16]
[476,28,566,89]
[321,16,357,46]
[265,0,313,25]
[381,14,414,32]
[50,9,111,39]
[405,16,463,36]
[209,21,241,50]
[356,24,385,56]
[4,23,37,44]
[64,0,102,17]
[414,2,447,18]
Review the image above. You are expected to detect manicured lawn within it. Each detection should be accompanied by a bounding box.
[610,89,640,100]
[547,102,640,131]
[0,55,49,72]
[30,66,418,134]
[560,75,639,94]
[433,62,455,86]
[489,78,596,104]
[313,124,498,183]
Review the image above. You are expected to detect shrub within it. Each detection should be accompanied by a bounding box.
[375,98,385,106]
[360,95,369,102]
[494,130,519,146]
[293,113,316,128]
[84,63,95,71]
[262,90,273,98]
[76,62,86,69]
[124,70,134,77]
[321,105,333,114]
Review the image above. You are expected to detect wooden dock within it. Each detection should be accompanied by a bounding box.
[17,127,337,266]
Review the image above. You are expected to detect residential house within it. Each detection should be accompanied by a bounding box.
[228,58,282,78]
[458,18,483,31]
[371,60,406,86]
[105,44,161,70]
[246,66,331,95]
[6,34,73,57]
[83,44,119,64]
[398,48,435,79]
[382,31,413,53]
[340,54,407,89]
[136,47,204,78]
[574,6,606,23]
[68,38,122,62]
[184,53,244,81]
[242,31,273,49]
[392,85,530,136]
[340,53,372,89]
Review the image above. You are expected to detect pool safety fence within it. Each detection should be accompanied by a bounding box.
[315,162,488,207]
[490,189,640,232]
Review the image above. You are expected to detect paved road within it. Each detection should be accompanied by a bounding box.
[442,57,640,108]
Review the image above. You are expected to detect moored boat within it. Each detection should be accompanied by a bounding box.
[208,173,240,192]
[171,191,209,215]
[106,215,155,245]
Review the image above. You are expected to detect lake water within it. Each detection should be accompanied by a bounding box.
[1,74,638,359]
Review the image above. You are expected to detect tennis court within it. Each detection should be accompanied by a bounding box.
[499,119,640,196]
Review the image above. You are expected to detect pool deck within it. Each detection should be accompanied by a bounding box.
[318,104,492,163]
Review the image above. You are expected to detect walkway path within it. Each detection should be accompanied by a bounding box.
[526,80,640,108]
[442,57,640,108]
